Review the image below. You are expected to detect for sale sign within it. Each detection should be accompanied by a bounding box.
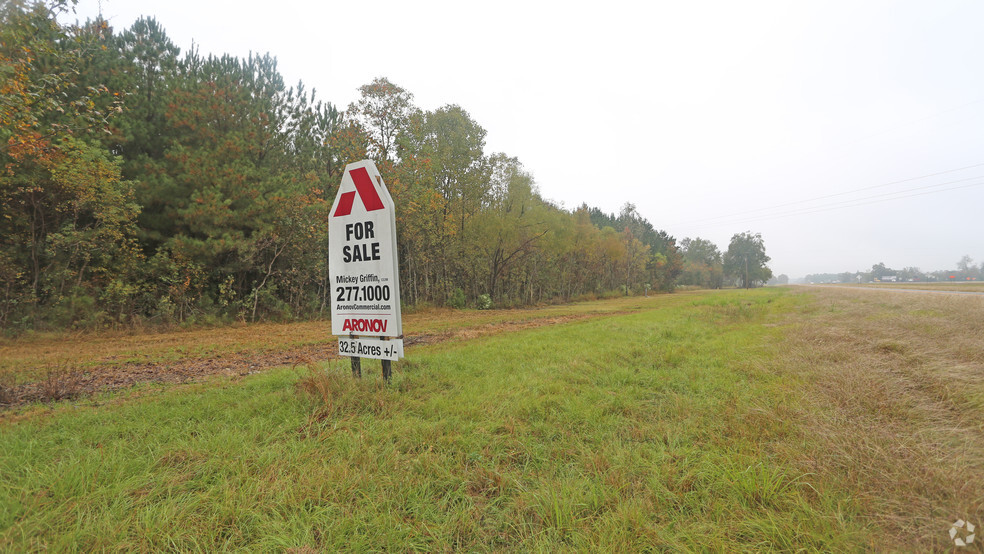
[329,161,402,345]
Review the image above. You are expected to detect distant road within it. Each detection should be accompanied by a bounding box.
[797,284,984,297]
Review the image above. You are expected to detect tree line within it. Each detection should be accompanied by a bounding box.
[0,2,769,332]
[803,256,984,284]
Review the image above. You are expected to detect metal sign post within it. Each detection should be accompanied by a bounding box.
[328,160,403,380]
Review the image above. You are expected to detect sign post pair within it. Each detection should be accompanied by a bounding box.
[328,160,403,380]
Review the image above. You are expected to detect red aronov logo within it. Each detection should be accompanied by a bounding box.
[333,167,384,217]
[342,318,388,333]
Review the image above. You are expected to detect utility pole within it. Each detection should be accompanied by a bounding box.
[744,255,749,289]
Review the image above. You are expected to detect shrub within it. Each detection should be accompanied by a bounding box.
[447,288,466,309]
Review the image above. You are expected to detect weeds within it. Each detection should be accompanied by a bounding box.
[0,365,87,406]
[37,366,85,402]
[0,373,13,406]
[294,363,400,423]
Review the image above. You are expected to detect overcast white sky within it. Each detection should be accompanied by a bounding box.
[66,0,984,277]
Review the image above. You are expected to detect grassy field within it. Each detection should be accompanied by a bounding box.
[0,296,652,387]
[1,288,982,550]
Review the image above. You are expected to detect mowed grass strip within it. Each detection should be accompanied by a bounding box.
[778,287,984,549]
[0,289,895,550]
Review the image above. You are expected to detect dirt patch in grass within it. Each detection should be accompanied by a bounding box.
[1,313,611,409]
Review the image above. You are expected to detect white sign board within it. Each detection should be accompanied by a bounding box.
[329,161,402,343]
[338,337,404,361]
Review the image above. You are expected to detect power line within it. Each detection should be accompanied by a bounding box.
[678,178,984,233]
[671,161,984,227]
[724,173,983,221]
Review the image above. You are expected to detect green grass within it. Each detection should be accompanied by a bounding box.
[1,289,871,550]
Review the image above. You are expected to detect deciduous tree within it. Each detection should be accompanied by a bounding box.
[680,237,723,289]
[723,232,772,288]
[346,77,415,163]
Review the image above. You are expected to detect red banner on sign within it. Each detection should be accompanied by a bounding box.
[333,167,385,216]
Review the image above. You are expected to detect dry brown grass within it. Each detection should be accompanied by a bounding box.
[0,296,658,407]
[0,365,85,406]
[0,373,14,405]
[781,287,984,549]
[0,319,342,381]
[0,297,655,381]
[37,366,85,402]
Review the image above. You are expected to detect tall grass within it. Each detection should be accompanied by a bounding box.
[2,288,980,550]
